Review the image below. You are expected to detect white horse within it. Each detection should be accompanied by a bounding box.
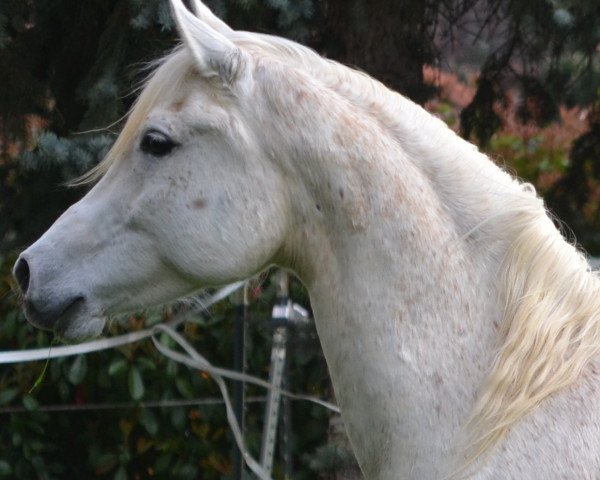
[13,1,600,478]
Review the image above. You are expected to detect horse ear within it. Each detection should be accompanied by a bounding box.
[170,0,246,84]
[188,0,233,35]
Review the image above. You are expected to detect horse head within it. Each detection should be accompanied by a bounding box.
[13,0,297,340]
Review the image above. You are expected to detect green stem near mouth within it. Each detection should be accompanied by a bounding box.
[28,336,60,394]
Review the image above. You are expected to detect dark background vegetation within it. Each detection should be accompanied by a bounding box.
[0,0,598,478]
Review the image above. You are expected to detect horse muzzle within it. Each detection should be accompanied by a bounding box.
[13,254,105,340]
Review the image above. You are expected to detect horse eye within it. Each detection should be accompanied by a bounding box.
[140,130,177,157]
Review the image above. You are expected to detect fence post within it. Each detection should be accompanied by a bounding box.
[232,284,248,480]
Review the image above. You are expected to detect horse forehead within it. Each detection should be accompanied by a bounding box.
[140,84,236,138]
[165,78,230,115]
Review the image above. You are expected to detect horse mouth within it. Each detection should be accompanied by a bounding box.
[53,299,106,342]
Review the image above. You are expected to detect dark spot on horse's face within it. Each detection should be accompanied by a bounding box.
[193,198,207,209]
[170,101,185,112]
[316,204,322,211]
[339,188,344,199]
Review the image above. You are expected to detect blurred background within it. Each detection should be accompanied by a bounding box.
[0,0,598,478]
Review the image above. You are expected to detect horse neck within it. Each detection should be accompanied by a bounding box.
[271,85,513,476]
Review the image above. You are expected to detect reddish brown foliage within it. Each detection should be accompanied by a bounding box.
[423,65,589,193]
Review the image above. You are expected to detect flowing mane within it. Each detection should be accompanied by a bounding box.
[459,201,600,474]
[81,29,600,472]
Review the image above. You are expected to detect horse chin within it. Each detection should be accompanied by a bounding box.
[54,314,106,343]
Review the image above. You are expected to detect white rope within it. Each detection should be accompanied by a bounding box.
[0,282,244,364]
[151,323,339,480]
[153,323,271,480]
[151,324,340,412]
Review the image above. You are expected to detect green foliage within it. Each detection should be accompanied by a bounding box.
[489,133,569,188]
[21,132,113,174]
[0,10,8,48]
[546,94,600,253]
[460,77,502,147]
[129,0,173,31]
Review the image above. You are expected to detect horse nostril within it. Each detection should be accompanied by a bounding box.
[13,258,31,295]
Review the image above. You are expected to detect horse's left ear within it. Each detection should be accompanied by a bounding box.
[189,0,233,35]
[170,0,247,84]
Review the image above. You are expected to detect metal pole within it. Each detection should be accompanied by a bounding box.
[260,325,288,473]
[281,341,293,479]
[260,271,290,474]
[232,284,248,480]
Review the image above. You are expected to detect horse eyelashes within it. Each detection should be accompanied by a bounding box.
[140,129,178,157]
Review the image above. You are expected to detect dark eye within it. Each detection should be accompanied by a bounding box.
[140,129,177,157]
